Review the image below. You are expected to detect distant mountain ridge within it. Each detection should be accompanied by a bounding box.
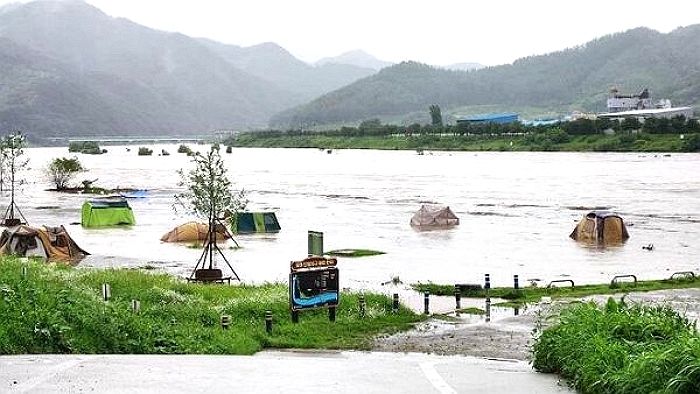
[0,0,378,140]
[198,40,377,102]
[272,26,700,127]
[315,50,392,71]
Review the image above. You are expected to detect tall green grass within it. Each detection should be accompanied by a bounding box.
[0,258,421,354]
[532,298,700,393]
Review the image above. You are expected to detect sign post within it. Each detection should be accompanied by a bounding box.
[308,231,323,256]
[289,256,339,323]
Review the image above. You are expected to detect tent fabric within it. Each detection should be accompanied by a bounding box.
[232,212,281,233]
[160,222,230,243]
[81,198,136,227]
[0,225,88,264]
[569,211,629,244]
[410,205,460,227]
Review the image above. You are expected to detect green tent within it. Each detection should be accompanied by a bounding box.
[232,212,280,234]
[81,198,136,228]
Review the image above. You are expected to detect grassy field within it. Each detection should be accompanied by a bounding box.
[532,298,700,393]
[412,274,700,306]
[229,133,693,152]
[0,258,422,354]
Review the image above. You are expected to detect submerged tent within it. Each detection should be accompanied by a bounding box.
[410,205,460,227]
[0,225,88,264]
[232,212,281,234]
[161,222,230,243]
[570,211,629,244]
[81,198,135,227]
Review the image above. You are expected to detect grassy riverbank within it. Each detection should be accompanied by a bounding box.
[228,132,698,152]
[0,258,421,354]
[532,299,700,393]
[412,274,700,306]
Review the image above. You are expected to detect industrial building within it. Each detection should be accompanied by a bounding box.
[455,113,519,125]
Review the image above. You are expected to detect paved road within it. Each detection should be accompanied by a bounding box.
[0,351,572,394]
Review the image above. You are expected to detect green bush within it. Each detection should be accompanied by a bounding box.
[137,147,153,156]
[177,145,192,154]
[68,141,103,155]
[532,299,700,393]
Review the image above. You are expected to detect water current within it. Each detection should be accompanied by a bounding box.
[7,145,700,292]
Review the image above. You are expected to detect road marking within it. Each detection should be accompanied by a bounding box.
[419,362,457,394]
[12,358,85,393]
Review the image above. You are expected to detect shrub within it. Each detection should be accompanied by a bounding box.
[138,147,153,156]
[532,299,700,393]
[45,157,85,190]
[68,141,103,155]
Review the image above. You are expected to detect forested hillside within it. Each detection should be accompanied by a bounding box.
[271,27,700,127]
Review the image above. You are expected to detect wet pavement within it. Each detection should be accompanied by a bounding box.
[0,351,573,394]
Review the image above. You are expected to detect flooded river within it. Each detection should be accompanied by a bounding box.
[6,145,700,290]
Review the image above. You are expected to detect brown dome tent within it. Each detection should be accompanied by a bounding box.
[0,225,88,264]
[569,211,629,244]
[160,222,230,243]
[410,205,460,228]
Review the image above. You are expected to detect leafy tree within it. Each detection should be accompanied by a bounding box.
[1,132,29,224]
[429,104,443,127]
[46,157,85,190]
[175,146,247,280]
[175,146,247,220]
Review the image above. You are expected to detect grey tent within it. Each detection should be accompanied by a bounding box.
[410,205,460,227]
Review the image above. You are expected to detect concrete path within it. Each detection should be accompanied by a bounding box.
[0,351,573,394]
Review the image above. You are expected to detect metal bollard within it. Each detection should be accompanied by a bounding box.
[454,285,461,310]
[359,294,366,318]
[514,274,519,290]
[101,283,111,301]
[484,274,491,291]
[485,297,491,323]
[423,291,430,315]
[21,266,27,278]
[291,310,299,324]
[265,310,273,334]
[131,299,140,313]
[514,306,520,316]
[221,315,231,329]
[392,293,399,313]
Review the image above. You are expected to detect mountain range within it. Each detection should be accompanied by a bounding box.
[0,0,697,140]
[272,26,700,127]
[0,0,384,140]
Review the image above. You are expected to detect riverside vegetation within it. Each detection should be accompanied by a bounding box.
[226,117,700,153]
[0,258,421,354]
[532,298,700,393]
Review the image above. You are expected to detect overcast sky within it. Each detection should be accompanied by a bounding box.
[4,0,700,66]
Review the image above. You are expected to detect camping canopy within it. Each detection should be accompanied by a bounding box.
[570,211,629,244]
[410,205,460,227]
[161,222,230,243]
[81,198,135,227]
[0,225,88,264]
[232,212,281,234]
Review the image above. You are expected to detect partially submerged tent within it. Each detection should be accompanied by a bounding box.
[0,225,88,264]
[410,205,460,227]
[81,198,135,227]
[161,222,230,243]
[570,211,629,244]
[232,212,281,234]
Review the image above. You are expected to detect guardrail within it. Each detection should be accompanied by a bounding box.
[611,274,638,287]
[547,279,575,288]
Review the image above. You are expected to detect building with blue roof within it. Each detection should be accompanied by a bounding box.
[455,113,519,125]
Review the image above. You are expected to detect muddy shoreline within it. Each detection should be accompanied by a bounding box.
[373,288,700,360]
